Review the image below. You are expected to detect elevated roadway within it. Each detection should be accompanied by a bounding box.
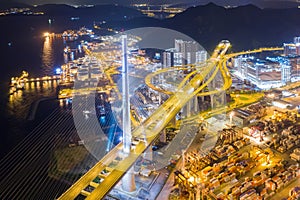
[145,47,283,95]
[58,41,230,200]
[58,44,283,200]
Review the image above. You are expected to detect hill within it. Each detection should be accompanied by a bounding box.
[32,4,143,19]
[2,3,300,52]
[120,3,300,52]
[0,1,31,9]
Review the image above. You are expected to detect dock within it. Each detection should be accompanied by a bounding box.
[9,71,60,95]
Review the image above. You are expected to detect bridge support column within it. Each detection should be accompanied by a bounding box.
[221,91,226,105]
[122,167,136,192]
[143,146,153,161]
[210,94,214,109]
[186,100,191,117]
[209,78,216,109]
[180,107,185,118]
[194,96,199,114]
[169,115,176,127]
[199,96,205,111]
[181,106,187,118]
[160,129,167,143]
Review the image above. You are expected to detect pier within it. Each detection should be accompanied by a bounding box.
[9,71,60,95]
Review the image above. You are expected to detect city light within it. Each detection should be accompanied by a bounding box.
[43,32,50,37]
[55,68,62,74]
[4,5,300,199]
[118,136,123,142]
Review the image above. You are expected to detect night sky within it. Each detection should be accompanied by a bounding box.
[10,0,300,8]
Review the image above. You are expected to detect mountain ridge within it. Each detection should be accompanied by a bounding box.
[121,3,300,51]
[2,3,300,52]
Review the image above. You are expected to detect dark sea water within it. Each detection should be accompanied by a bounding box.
[0,15,85,159]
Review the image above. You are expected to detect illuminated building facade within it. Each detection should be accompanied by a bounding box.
[281,64,291,84]
[233,56,294,88]
[162,50,182,68]
[162,39,207,68]
[284,37,300,56]
[284,43,297,56]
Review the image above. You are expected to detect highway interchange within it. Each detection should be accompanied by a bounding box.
[58,41,284,200]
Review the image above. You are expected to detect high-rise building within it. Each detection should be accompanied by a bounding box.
[233,57,242,70]
[175,39,201,65]
[296,45,300,55]
[293,37,300,56]
[173,51,183,66]
[162,51,173,68]
[196,51,207,64]
[162,39,207,68]
[284,43,297,56]
[234,56,251,79]
[294,37,300,44]
[283,37,300,56]
[162,49,183,68]
[281,64,291,84]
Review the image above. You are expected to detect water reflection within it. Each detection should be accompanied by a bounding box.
[36,81,40,89]
[8,80,59,119]
[7,36,84,120]
[42,36,54,76]
[30,82,35,90]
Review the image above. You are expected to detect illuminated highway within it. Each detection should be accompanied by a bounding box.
[58,41,229,199]
[145,47,284,96]
[58,43,283,200]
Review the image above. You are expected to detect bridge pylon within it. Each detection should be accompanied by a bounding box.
[121,34,136,192]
